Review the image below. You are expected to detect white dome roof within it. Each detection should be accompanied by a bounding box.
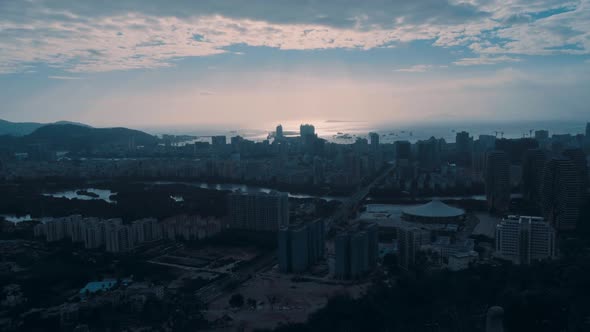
[402,200,465,218]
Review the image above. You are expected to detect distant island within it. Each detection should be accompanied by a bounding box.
[324,119,367,123]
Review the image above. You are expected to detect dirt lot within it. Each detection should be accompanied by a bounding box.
[204,273,369,331]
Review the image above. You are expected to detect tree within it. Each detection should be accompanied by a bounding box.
[229,293,244,308]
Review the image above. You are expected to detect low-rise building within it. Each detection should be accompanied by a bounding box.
[448,251,478,271]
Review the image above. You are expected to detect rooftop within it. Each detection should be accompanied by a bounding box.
[402,200,465,218]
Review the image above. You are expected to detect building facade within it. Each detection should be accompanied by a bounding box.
[398,226,421,270]
[334,223,378,279]
[495,215,555,264]
[541,158,580,231]
[278,219,325,273]
[522,149,546,203]
[228,191,289,231]
[485,150,511,213]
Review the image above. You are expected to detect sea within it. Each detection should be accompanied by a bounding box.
[141,120,588,145]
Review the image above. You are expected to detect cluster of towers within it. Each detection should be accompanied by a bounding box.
[484,145,587,233]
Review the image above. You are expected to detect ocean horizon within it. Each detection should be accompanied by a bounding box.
[140,119,588,144]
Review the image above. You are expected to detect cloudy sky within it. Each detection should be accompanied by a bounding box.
[1,0,589,130]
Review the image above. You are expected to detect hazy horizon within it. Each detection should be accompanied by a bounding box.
[2,116,588,143]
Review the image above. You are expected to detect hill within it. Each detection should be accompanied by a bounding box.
[0,119,45,136]
[0,119,91,136]
[24,124,158,151]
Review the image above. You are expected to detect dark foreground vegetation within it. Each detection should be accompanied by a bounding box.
[266,256,590,332]
[0,181,230,221]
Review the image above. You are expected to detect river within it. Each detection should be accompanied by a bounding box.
[145,181,345,202]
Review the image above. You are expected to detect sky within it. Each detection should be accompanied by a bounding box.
[0,0,589,131]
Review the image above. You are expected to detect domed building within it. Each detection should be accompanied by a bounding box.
[401,200,466,224]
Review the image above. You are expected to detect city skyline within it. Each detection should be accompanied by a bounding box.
[2,3,590,329]
[1,1,590,128]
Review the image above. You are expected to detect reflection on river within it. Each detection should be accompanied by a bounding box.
[147,181,345,202]
[43,188,117,204]
[145,182,526,203]
[1,214,33,223]
[367,193,522,202]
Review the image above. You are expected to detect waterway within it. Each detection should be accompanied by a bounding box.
[43,188,117,204]
[147,181,345,202]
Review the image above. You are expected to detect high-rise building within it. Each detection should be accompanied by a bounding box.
[562,148,589,195]
[307,219,326,264]
[275,124,284,140]
[131,218,162,244]
[211,136,226,146]
[45,219,67,242]
[34,217,164,253]
[495,215,555,264]
[33,223,46,238]
[541,158,580,231]
[83,219,104,249]
[278,224,308,273]
[477,135,496,151]
[334,233,351,279]
[455,131,473,166]
[313,156,325,185]
[521,149,546,203]
[353,137,369,155]
[105,221,134,253]
[66,216,85,243]
[473,136,496,179]
[160,215,222,241]
[535,130,549,141]
[228,191,289,231]
[398,226,420,270]
[300,124,320,155]
[366,223,379,270]
[369,132,379,150]
[334,223,378,279]
[300,124,315,137]
[456,131,472,152]
[394,141,411,160]
[350,231,369,278]
[278,219,325,273]
[416,137,439,169]
[230,135,244,152]
[585,122,589,138]
[485,151,511,213]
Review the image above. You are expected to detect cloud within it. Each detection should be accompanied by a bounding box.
[17,67,590,128]
[48,75,84,80]
[453,55,522,66]
[9,0,489,28]
[395,65,436,72]
[0,0,589,73]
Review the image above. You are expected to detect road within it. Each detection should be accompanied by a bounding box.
[327,163,395,230]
